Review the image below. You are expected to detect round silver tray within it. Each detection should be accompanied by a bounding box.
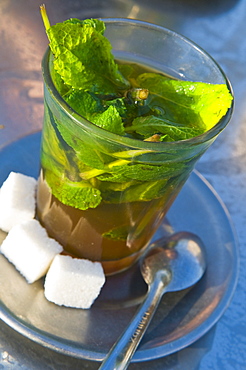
[0,132,239,362]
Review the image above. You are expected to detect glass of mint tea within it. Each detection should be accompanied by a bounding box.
[37,18,233,275]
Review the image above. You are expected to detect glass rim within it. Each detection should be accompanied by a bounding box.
[42,17,234,151]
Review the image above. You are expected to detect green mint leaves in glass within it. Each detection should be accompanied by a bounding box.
[37,7,233,275]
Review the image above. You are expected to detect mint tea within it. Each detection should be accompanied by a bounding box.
[37,15,233,274]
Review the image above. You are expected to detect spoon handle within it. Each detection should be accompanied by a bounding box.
[98,276,168,370]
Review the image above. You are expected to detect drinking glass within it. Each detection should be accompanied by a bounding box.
[36,19,233,275]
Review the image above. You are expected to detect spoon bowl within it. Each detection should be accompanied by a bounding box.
[99,231,206,370]
[142,231,206,292]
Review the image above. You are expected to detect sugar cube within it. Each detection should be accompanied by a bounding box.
[44,255,105,309]
[0,172,37,232]
[0,219,63,283]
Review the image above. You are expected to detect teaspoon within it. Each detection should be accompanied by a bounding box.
[99,231,206,370]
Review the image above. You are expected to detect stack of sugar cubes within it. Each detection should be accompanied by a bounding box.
[0,172,105,309]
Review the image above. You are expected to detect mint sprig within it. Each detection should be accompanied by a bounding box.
[40,9,233,212]
[40,6,129,94]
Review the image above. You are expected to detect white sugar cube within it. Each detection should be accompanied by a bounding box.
[0,172,37,232]
[44,255,105,309]
[0,219,63,283]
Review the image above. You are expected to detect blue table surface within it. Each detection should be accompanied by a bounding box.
[0,1,245,369]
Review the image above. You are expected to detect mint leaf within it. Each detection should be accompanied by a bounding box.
[64,88,125,135]
[103,97,127,117]
[123,162,185,181]
[64,90,104,116]
[137,73,233,130]
[128,115,204,141]
[45,170,102,210]
[103,226,128,241]
[99,180,137,192]
[101,178,169,203]
[65,18,105,34]
[95,158,185,182]
[90,105,125,135]
[40,105,76,175]
[122,179,168,202]
[97,170,129,183]
[53,115,115,170]
[46,19,129,93]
